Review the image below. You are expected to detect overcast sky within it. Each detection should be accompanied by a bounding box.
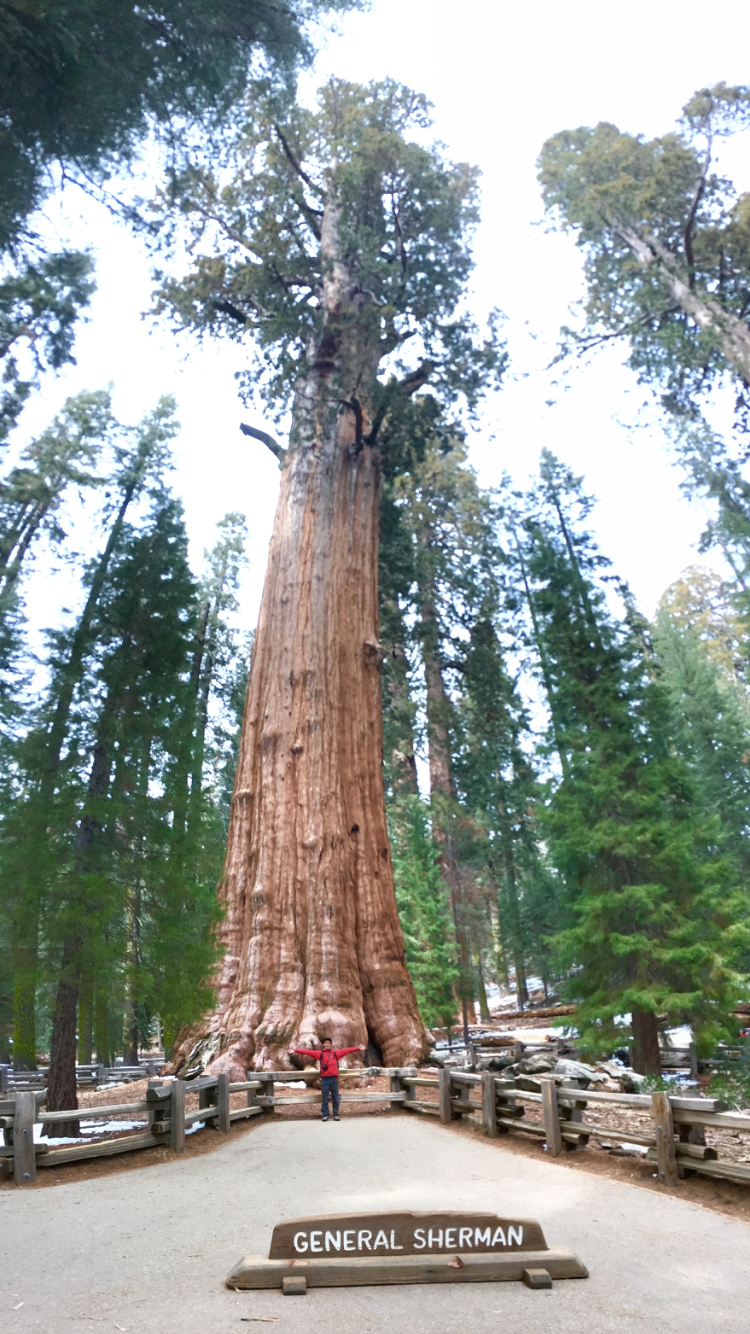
[16,0,750,639]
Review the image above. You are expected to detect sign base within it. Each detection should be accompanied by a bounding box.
[226,1245,588,1290]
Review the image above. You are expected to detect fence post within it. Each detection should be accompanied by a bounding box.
[170,1079,185,1154]
[541,1078,562,1157]
[454,1080,471,1119]
[0,1065,9,1094]
[217,1073,230,1133]
[258,1073,275,1115]
[560,1079,589,1150]
[389,1070,403,1112]
[13,1091,36,1186]
[481,1072,497,1138]
[688,1042,698,1080]
[146,1078,161,1133]
[246,1071,258,1113]
[439,1067,453,1124]
[652,1091,678,1187]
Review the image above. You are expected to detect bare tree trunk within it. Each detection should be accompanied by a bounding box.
[475,952,490,1023]
[632,1008,661,1076]
[169,201,427,1077]
[78,971,93,1064]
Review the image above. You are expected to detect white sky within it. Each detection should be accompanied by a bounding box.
[15,0,750,641]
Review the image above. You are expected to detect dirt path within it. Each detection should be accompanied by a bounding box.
[1,1115,748,1334]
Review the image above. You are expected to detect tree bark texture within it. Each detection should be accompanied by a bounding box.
[169,206,427,1078]
[631,1007,661,1076]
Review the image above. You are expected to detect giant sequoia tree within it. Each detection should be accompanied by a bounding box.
[157,80,502,1074]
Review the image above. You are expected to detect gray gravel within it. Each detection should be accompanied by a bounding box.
[1,1114,748,1334]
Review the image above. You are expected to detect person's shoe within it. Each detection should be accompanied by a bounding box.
[321,1116,329,1122]
[333,1115,340,1121]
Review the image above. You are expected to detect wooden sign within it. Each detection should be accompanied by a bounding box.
[227,1210,589,1293]
[269,1211,546,1258]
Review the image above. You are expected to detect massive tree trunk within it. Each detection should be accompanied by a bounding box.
[169,203,427,1078]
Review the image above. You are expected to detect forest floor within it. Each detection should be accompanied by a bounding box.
[1,1114,748,1334]
[4,1069,750,1226]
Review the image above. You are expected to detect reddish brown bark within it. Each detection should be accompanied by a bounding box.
[632,1007,661,1076]
[170,204,427,1078]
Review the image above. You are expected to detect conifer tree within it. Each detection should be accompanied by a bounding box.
[153,79,503,1072]
[655,580,750,923]
[5,397,178,1069]
[516,452,747,1071]
[44,491,224,1119]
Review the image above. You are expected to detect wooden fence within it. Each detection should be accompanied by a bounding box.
[0,1061,164,1094]
[2,1066,748,1191]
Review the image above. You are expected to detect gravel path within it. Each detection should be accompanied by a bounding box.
[1,1114,748,1334]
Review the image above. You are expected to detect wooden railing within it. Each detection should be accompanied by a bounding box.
[398,1069,750,1188]
[0,1061,165,1093]
[2,1065,748,1190]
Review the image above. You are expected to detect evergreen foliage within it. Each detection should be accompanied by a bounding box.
[538,83,750,424]
[388,794,458,1030]
[515,452,748,1069]
[0,252,96,441]
[0,0,358,251]
[0,392,249,1073]
[151,77,505,422]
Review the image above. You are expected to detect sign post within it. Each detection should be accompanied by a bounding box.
[226,1211,588,1293]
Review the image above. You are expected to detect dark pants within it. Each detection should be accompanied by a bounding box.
[321,1075,340,1118]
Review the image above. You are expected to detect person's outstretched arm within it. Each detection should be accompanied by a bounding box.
[334,1046,367,1058]
[290,1048,322,1059]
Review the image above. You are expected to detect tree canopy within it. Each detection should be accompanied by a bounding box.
[0,0,358,251]
[538,83,750,424]
[153,77,503,421]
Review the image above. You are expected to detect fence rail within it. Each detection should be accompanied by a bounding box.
[0,1061,165,1094]
[2,1065,748,1190]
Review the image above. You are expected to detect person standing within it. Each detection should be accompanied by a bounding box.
[289,1037,366,1121]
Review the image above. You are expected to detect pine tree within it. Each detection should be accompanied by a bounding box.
[388,795,459,1031]
[5,396,178,1069]
[517,452,748,1072]
[43,490,228,1121]
[655,580,750,937]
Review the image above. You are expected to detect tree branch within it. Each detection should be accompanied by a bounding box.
[274,125,322,197]
[213,298,250,324]
[683,145,711,287]
[240,423,286,467]
[366,360,434,447]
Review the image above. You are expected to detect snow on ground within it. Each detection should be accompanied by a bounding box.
[34,1119,148,1145]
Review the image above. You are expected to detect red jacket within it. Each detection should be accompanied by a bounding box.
[292,1047,360,1078]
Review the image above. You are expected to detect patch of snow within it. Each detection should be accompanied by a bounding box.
[664,1025,693,1047]
[79,1119,147,1132]
[507,1027,564,1042]
[286,1081,307,1089]
[34,1118,147,1143]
